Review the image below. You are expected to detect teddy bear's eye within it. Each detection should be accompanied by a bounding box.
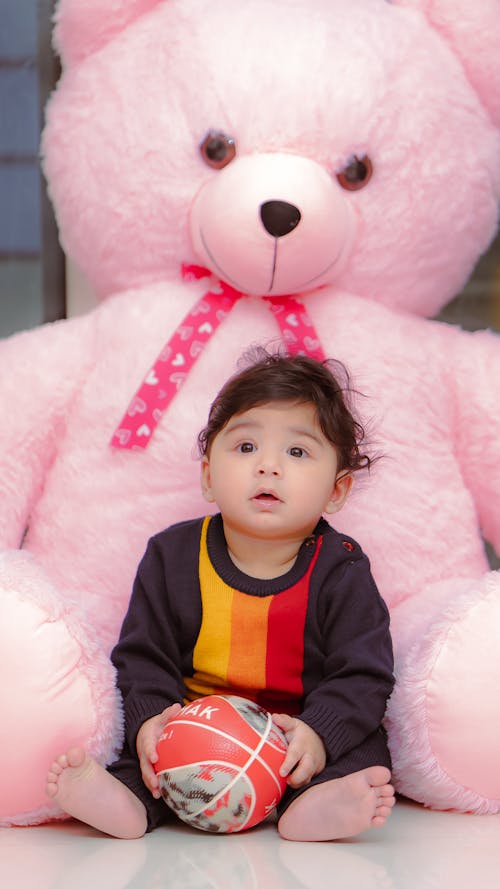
[336,155,373,191]
[200,131,236,170]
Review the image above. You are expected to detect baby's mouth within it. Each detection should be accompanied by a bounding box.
[253,491,281,502]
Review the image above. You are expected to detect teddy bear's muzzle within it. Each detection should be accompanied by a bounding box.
[190,153,356,297]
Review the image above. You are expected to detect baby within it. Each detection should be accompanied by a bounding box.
[47,348,395,840]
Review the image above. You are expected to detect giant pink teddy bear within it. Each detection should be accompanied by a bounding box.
[1,0,499,827]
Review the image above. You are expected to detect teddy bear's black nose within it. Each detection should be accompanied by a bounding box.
[260,200,302,238]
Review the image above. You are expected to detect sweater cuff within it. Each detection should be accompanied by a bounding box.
[299,703,354,762]
[124,694,181,751]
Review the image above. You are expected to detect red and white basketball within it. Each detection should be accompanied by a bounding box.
[155,695,289,833]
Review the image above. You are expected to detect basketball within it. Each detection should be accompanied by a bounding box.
[154,694,289,833]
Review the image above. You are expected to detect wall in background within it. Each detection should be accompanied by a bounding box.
[0,0,64,339]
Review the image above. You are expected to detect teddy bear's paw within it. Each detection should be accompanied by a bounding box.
[386,571,500,813]
[0,552,122,826]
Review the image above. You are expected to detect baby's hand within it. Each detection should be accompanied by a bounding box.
[272,713,326,788]
[136,703,182,798]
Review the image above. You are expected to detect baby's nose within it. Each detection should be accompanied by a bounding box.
[257,458,281,477]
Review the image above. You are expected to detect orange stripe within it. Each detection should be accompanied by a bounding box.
[227,590,271,691]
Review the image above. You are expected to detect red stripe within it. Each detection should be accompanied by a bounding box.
[258,538,322,714]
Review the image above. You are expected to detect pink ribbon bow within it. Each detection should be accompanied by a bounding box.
[110,266,326,450]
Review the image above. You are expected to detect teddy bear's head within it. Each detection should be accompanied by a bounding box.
[43,0,500,316]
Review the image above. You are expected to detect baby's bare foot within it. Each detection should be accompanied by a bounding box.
[278,766,395,842]
[46,747,147,839]
[47,747,93,799]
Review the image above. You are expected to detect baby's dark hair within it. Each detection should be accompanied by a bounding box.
[198,347,372,474]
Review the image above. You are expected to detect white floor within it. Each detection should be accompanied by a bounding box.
[2,798,499,889]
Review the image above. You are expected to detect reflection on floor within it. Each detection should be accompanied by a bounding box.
[1,797,500,889]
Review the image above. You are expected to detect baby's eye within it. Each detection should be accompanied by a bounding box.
[288,446,307,459]
[238,442,255,453]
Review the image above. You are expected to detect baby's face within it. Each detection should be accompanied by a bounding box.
[200,401,350,543]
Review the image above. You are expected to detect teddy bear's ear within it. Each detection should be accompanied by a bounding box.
[392,0,500,126]
[52,0,165,67]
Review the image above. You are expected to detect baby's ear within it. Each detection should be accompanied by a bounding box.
[325,473,353,514]
[200,457,215,503]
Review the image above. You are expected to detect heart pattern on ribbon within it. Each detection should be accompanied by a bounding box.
[110,266,326,450]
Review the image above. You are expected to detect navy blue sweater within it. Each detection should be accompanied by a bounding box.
[111,514,394,765]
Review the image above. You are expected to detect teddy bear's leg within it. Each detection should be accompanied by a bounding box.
[386,571,500,813]
[0,552,122,826]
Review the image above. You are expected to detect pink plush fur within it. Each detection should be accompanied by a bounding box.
[0,0,499,825]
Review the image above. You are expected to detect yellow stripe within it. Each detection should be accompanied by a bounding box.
[185,517,234,698]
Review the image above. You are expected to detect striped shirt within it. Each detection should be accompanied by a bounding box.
[111,513,394,764]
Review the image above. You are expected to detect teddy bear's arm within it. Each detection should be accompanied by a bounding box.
[0,317,90,548]
[451,327,500,554]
